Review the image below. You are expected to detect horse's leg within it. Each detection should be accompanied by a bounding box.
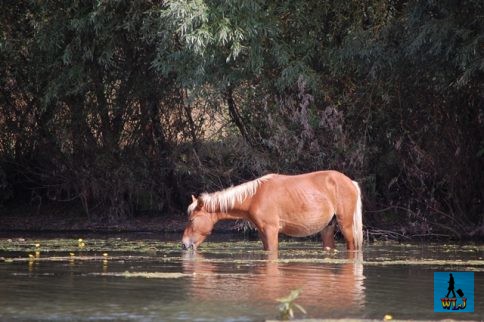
[258,231,268,250]
[320,218,336,250]
[250,211,279,252]
[264,225,279,252]
[258,225,279,252]
[335,212,355,251]
[255,224,279,252]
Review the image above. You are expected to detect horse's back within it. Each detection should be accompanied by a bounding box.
[249,170,356,237]
[265,170,356,196]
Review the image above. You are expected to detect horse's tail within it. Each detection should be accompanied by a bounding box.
[351,181,363,250]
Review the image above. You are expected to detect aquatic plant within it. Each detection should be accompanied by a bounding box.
[276,289,306,320]
[78,238,86,249]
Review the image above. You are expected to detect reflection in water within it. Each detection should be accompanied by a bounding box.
[182,251,366,315]
[1,239,482,321]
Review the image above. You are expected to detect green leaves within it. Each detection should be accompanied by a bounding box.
[276,288,306,320]
[1,0,481,232]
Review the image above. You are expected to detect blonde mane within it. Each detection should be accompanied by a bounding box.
[188,174,274,214]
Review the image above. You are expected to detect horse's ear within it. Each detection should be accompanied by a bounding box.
[191,195,197,203]
[196,196,204,209]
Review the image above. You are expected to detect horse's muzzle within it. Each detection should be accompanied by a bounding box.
[181,238,195,250]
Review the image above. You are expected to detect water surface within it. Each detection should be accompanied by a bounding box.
[0,234,482,321]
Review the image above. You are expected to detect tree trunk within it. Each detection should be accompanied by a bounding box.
[225,86,254,147]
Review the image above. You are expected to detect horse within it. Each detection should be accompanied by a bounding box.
[182,170,363,252]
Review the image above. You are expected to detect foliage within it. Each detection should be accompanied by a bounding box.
[276,288,306,320]
[0,0,482,236]
[326,0,484,236]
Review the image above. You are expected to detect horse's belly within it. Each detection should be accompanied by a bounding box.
[280,211,330,237]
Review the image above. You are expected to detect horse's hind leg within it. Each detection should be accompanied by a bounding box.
[335,212,355,250]
[321,217,336,250]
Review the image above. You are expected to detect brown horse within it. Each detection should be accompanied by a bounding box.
[182,170,363,252]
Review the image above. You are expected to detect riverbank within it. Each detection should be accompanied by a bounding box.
[0,213,183,232]
[0,205,240,233]
[1,205,483,242]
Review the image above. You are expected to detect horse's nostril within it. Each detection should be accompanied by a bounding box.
[182,241,193,250]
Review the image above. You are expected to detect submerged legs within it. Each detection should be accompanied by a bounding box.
[257,225,279,252]
[335,213,356,251]
[321,219,336,250]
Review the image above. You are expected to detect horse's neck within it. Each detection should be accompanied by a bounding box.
[209,195,252,222]
[214,209,249,221]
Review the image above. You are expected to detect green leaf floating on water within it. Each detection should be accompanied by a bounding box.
[293,303,307,315]
[276,289,302,303]
[276,288,306,320]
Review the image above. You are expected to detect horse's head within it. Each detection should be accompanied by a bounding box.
[182,195,214,250]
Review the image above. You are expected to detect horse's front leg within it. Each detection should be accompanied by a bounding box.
[250,212,279,252]
[260,225,279,252]
[266,227,279,252]
[257,231,268,250]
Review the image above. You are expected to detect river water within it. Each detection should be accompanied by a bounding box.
[0,233,482,321]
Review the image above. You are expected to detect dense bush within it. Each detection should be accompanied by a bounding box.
[1,0,482,237]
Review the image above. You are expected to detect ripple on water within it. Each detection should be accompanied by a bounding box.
[0,238,482,320]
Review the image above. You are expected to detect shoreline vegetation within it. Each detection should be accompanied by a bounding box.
[0,208,482,243]
[1,1,482,240]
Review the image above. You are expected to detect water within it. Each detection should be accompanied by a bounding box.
[0,234,482,321]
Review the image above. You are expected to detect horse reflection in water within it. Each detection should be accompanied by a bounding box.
[182,252,365,312]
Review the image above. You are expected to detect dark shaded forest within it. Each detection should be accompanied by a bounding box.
[1,1,483,239]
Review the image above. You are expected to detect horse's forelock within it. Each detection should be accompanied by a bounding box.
[187,200,198,215]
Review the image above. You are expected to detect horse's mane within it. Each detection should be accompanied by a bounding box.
[188,174,274,214]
